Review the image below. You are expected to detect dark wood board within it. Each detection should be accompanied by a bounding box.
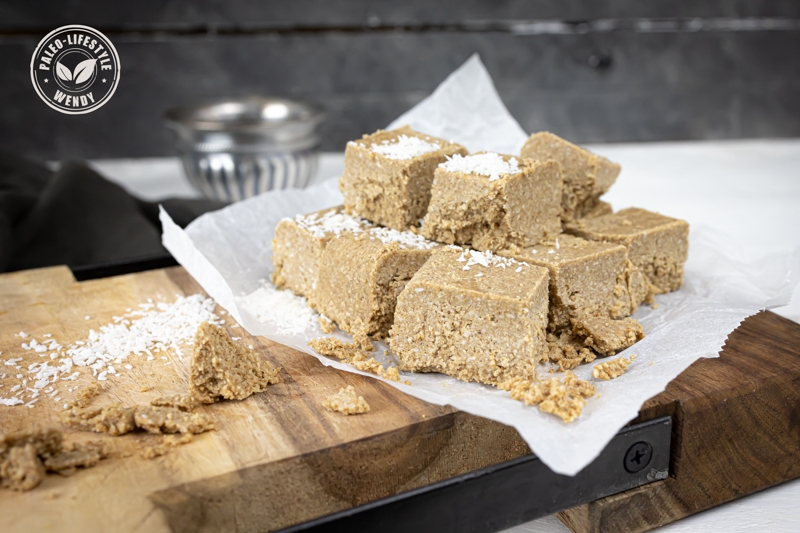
[558,311,800,532]
[1,265,798,532]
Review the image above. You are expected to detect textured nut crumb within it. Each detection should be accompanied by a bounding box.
[134,406,215,435]
[322,386,370,415]
[44,441,107,476]
[1,428,62,457]
[502,371,595,423]
[571,316,644,356]
[141,433,194,460]
[546,331,597,371]
[61,404,137,436]
[382,366,401,382]
[309,337,372,361]
[353,332,374,352]
[0,429,107,491]
[593,357,633,380]
[66,382,102,409]
[151,394,198,412]
[190,322,281,404]
[309,332,378,378]
[403,380,412,385]
[318,315,335,334]
[141,444,167,460]
[0,444,44,491]
[351,355,384,375]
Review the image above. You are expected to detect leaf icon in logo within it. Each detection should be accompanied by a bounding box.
[56,61,72,81]
[72,58,97,85]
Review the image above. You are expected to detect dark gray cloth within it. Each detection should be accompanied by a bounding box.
[0,152,227,272]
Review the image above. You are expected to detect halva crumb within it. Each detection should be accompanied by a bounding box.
[593,357,633,380]
[322,386,370,415]
[141,433,194,460]
[0,428,107,491]
[318,315,335,334]
[189,322,281,404]
[309,337,370,360]
[151,393,199,412]
[382,366,401,382]
[134,405,215,435]
[502,371,596,423]
[546,331,597,371]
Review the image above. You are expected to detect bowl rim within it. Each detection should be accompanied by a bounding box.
[164,96,326,133]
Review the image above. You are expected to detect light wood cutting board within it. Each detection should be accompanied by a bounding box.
[0,266,528,533]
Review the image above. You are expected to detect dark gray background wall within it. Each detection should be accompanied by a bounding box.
[1,1,799,160]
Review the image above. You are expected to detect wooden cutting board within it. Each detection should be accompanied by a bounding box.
[1,266,798,533]
[0,266,529,533]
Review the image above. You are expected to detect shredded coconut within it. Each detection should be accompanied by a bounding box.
[0,398,23,406]
[457,249,528,270]
[368,227,438,250]
[440,153,521,181]
[0,295,222,408]
[291,210,371,239]
[238,281,320,335]
[367,134,441,160]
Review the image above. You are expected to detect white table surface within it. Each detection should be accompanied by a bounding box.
[89,138,800,532]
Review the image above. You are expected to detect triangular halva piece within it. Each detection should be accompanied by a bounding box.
[189,322,281,404]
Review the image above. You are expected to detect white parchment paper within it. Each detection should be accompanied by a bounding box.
[161,54,800,476]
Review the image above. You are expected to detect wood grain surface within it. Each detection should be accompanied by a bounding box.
[2,266,799,533]
[0,266,528,533]
[558,311,800,533]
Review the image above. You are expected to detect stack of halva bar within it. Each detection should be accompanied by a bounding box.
[272,126,689,399]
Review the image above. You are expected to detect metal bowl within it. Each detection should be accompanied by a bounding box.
[165,97,326,201]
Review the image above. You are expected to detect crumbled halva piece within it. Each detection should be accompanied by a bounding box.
[546,330,597,371]
[61,403,137,436]
[502,371,596,423]
[382,366,401,382]
[571,315,645,356]
[43,441,107,476]
[318,315,335,334]
[151,393,199,412]
[0,444,44,492]
[134,405,215,435]
[189,322,281,404]
[593,357,633,380]
[0,429,107,491]
[323,386,370,415]
[308,336,373,361]
[1,427,62,457]
[141,433,194,460]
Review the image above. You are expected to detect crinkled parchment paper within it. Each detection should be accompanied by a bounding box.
[161,54,800,475]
